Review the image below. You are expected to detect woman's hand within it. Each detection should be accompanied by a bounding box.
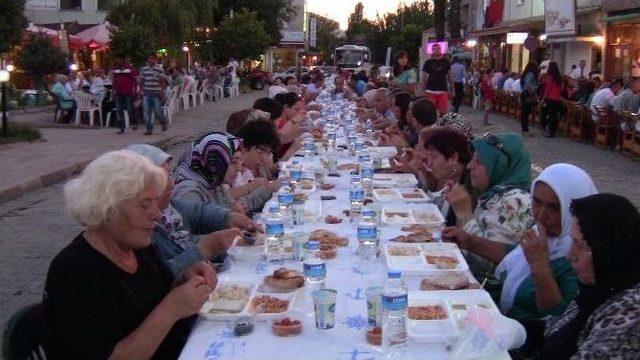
[181,261,218,287]
[384,125,399,135]
[231,201,249,214]
[444,183,474,219]
[227,212,257,231]
[162,275,212,320]
[206,228,242,256]
[265,178,283,193]
[521,225,551,271]
[441,226,474,250]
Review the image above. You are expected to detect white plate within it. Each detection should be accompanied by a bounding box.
[383,244,470,276]
[246,292,297,320]
[382,206,416,224]
[398,188,430,203]
[411,204,445,225]
[199,281,257,320]
[366,146,398,158]
[422,250,469,272]
[373,188,401,202]
[373,173,418,188]
[407,293,459,344]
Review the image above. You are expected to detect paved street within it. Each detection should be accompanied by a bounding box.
[1,99,639,351]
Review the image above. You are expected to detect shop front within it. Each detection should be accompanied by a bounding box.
[604,10,640,80]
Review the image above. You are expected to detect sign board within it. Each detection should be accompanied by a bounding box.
[25,0,58,10]
[545,0,577,37]
[280,30,305,44]
[506,32,528,44]
[58,30,70,54]
[424,41,448,55]
[309,18,317,48]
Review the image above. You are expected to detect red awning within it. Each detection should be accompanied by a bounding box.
[25,24,83,50]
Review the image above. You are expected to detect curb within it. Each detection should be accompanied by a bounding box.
[0,134,189,204]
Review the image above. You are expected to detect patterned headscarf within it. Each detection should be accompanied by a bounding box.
[173,132,242,189]
[437,112,473,139]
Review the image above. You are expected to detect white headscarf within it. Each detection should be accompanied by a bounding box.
[495,163,597,313]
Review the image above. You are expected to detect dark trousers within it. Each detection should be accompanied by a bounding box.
[453,82,464,113]
[540,99,563,136]
[115,95,132,131]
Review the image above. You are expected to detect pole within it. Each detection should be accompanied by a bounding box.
[1,83,7,137]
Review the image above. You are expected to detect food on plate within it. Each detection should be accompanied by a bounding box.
[387,246,420,256]
[309,229,349,247]
[249,295,290,313]
[300,179,315,190]
[272,317,302,336]
[401,189,425,199]
[400,224,434,234]
[413,211,442,224]
[363,198,374,205]
[324,215,342,224]
[320,183,335,190]
[425,255,459,269]
[319,243,338,259]
[205,284,253,313]
[376,189,396,196]
[385,211,410,218]
[408,305,448,320]
[451,303,490,311]
[263,268,305,291]
[366,326,382,346]
[294,193,308,202]
[390,233,433,243]
[420,273,471,291]
[321,195,337,201]
[337,163,357,171]
[236,231,265,246]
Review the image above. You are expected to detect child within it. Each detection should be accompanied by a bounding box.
[480,70,495,126]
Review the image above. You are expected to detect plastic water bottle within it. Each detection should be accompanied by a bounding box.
[360,158,374,199]
[303,136,315,157]
[381,269,408,357]
[349,175,365,220]
[365,119,374,140]
[277,186,294,221]
[303,240,326,287]
[326,125,337,149]
[290,161,302,182]
[357,212,378,259]
[265,205,285,264]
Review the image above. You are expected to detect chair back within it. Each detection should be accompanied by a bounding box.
[197,79,207,93]
[74,92,94,110]
[2,303,46,360]
[622,111,639,132]
[594,105,612,126]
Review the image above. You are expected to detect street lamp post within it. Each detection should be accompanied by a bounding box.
[0,70,10,137]
[182,46,191,71]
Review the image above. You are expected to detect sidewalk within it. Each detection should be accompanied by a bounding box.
[0,91,266,203]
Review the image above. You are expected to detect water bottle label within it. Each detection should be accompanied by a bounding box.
[290,170,302,181]
[349,189,365,201]
[361,168,374,178]
[304,262,326,278]
[265,223,284,236]
[362,210,376,218]
[278,193,293,205]
[357,227,377,240]
[358,155,371,162]
[328,133,337,141]
[382,294,408,311]
[304,142,315,151]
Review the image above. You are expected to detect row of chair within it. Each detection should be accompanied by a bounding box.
[486,89,640,160]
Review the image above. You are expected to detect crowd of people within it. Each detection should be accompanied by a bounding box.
[39,58,640,360]
[49,55,243,135]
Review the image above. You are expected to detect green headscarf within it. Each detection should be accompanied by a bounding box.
[471,133,531,201]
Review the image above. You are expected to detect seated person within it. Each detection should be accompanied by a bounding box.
[349,73,367,96]
[589,78,622,122]
[274,92,308,160]
[381,97,438,150]
[436,112,474,139]
[332,75,355,99]
[530,193,640,359]
[253,97,284,122]
[442,133,533,278]
[44,150,216,359]
[52,74,76,122]
[126,144,256,276]
[172,120,281,214]
[369,88,397,130]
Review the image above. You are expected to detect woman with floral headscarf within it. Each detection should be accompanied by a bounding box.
[442,133,534,278]
[172,120,281,213]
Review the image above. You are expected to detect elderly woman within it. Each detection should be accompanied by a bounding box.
[531,193,640,359]
[173,120,281,214]
[126,144,255,276]
[381,97,439,152]
[44,151,215,359]
[52,74,76,122]
[436,112,474,139]
[442,133,533,278]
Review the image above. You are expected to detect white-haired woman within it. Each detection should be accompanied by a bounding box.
[51,74,76,122]
[43,150,215,359]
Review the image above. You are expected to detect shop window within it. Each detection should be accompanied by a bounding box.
[60,0,82,10]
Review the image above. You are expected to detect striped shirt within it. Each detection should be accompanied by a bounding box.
[140,65,164,94]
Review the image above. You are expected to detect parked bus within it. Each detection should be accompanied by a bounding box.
[334,45,371,75]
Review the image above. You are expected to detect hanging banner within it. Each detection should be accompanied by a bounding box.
[309,17,317,49]
[58,30,70,54]
[545,0,577,37]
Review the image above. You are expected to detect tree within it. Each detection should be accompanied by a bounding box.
[18,34,67,89]
[218,0,292,46]
[109,22,157,67]
[390,24,424,64]
[345,2,365,44]
[433,0,446,41]
[448,0,461,40]
[211,9,271,61]
[0,0,27,54]
[314,17,343,60]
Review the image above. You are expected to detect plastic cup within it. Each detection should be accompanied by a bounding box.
[292,204,304,226]
[312,289,337,329]
[292,231,308,261]
[365,286,383,326]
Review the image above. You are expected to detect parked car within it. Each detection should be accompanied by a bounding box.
[271,67,310,83]
[245,69,271,90]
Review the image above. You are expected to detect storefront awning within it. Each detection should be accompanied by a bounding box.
[604,13,640,24]
[469,16,544,38]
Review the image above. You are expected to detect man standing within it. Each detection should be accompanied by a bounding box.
[451,57,466,113]
[539,53,551,75]
[570,60,588,80]
[111,56,137,134]
[139,55,167,135]
[421,43,454,115]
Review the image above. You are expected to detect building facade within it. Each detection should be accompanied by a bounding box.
[24,0,119,25]
[602,0,640,79]
[268,0,307,72]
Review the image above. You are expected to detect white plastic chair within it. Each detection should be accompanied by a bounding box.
[188,79,199,107]
[178,84,190,111]
[472,85,481,110]
[104,108,130,129]
[213,79,224,101]
[229,77,240,97]
[196,79,208,106]
[73,92,102,127]
[161,88,175,124]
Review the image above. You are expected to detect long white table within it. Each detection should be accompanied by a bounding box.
[179,123,511,360]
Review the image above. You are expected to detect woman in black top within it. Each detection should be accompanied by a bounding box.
[43,150,216,359]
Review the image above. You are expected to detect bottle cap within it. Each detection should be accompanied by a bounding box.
[307,240,319,250]
[387,269,402,279]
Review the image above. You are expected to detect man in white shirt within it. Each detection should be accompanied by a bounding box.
[570,60,588,80]
[539,53,551,75]
[590,78,623,122]
[502,73,521,92]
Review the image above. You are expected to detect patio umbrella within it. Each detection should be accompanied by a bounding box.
[75,21,116,50]
[25,23,84,49]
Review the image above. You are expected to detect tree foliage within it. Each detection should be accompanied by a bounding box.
[0,0,27,54]
[211,9,271,61]
[218,0,292,46]
[433,0,446,41]
[109,22,157,67]
[18,34,67,89]
[448,0,461,40]
[314,17,343,61]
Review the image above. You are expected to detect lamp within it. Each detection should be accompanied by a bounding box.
[182,45,191,70]
[0,69,10,137]
[6,64,15,72]
[69,63,79,71]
